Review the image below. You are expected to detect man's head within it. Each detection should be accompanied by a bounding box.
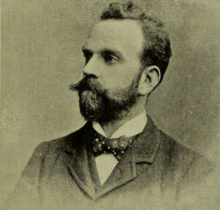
[71,2,172,124]
[100,2,172,84]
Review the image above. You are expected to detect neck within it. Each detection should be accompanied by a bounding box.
[101,100,146,138]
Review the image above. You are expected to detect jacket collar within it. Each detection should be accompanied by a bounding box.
[94,115,161,198]
[64,122,98,198]
[133,115,161,163]
[63,115,161,199]
[64,115,161,161]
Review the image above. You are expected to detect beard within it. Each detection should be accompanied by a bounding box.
[70,75,140,124]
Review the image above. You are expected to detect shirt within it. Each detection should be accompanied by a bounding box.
[93,111,148,185]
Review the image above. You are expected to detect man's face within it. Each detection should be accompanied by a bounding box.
[72,20,145,123]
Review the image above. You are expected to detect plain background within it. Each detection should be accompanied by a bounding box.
[1,0,220,207]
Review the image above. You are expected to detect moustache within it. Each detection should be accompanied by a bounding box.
[69,76,104,94]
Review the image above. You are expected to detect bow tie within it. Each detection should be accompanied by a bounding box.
[92,132,137,160]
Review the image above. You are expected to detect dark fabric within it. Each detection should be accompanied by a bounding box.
[6,116,217,210]
[93,131,138,160]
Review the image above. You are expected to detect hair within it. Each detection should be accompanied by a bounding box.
[100,1,172,85]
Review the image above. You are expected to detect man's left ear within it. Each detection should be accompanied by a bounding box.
[138,66,161,96]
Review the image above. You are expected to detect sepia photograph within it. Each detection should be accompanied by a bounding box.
[1,0,220,209]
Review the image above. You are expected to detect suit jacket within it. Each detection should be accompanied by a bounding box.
[7,116,216,210]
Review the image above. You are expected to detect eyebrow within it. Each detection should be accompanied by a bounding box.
[82,46,124,59]
[82,47,92,54]
[101,48,123,59]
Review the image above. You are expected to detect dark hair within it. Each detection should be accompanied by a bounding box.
[100,1,172,85]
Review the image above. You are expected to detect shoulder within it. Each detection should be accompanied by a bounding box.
[157,127,215,188]
[147,115,199,164]
[159,129,198,161]
[161,130,219,208]
[22,122,91,180]
[33,122,90,157]
[159,128,213,170]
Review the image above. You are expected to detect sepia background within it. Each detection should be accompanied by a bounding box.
[1,0,220,207]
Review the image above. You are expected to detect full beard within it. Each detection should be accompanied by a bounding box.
[70,75,139,124]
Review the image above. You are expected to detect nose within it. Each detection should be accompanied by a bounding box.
[83,55,101,78]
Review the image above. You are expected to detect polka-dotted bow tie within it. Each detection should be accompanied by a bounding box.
[93,133,137,160]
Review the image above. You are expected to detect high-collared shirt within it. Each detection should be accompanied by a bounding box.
[92,111,148,185]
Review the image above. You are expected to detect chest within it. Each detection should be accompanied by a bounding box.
[40,157,178,210]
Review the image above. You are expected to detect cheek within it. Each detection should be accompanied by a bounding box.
[104,63,140,89]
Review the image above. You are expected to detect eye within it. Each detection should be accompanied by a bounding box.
[102,51,120,64]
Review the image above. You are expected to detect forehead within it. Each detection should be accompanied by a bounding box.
[84,20,144,57]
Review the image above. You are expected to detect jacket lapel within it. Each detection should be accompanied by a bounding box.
[64,122,97,199]
[94,115,162,199]
[133,115,161,164]
[95,145,136,199]
[62,116,162,200]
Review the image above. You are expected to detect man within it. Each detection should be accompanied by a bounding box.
[7,2,215,210]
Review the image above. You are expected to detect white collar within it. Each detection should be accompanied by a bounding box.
[93,111,147,139]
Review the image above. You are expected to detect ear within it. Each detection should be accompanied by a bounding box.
[138,66,161,96]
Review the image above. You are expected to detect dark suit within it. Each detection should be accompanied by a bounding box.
[7,116,215,210]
